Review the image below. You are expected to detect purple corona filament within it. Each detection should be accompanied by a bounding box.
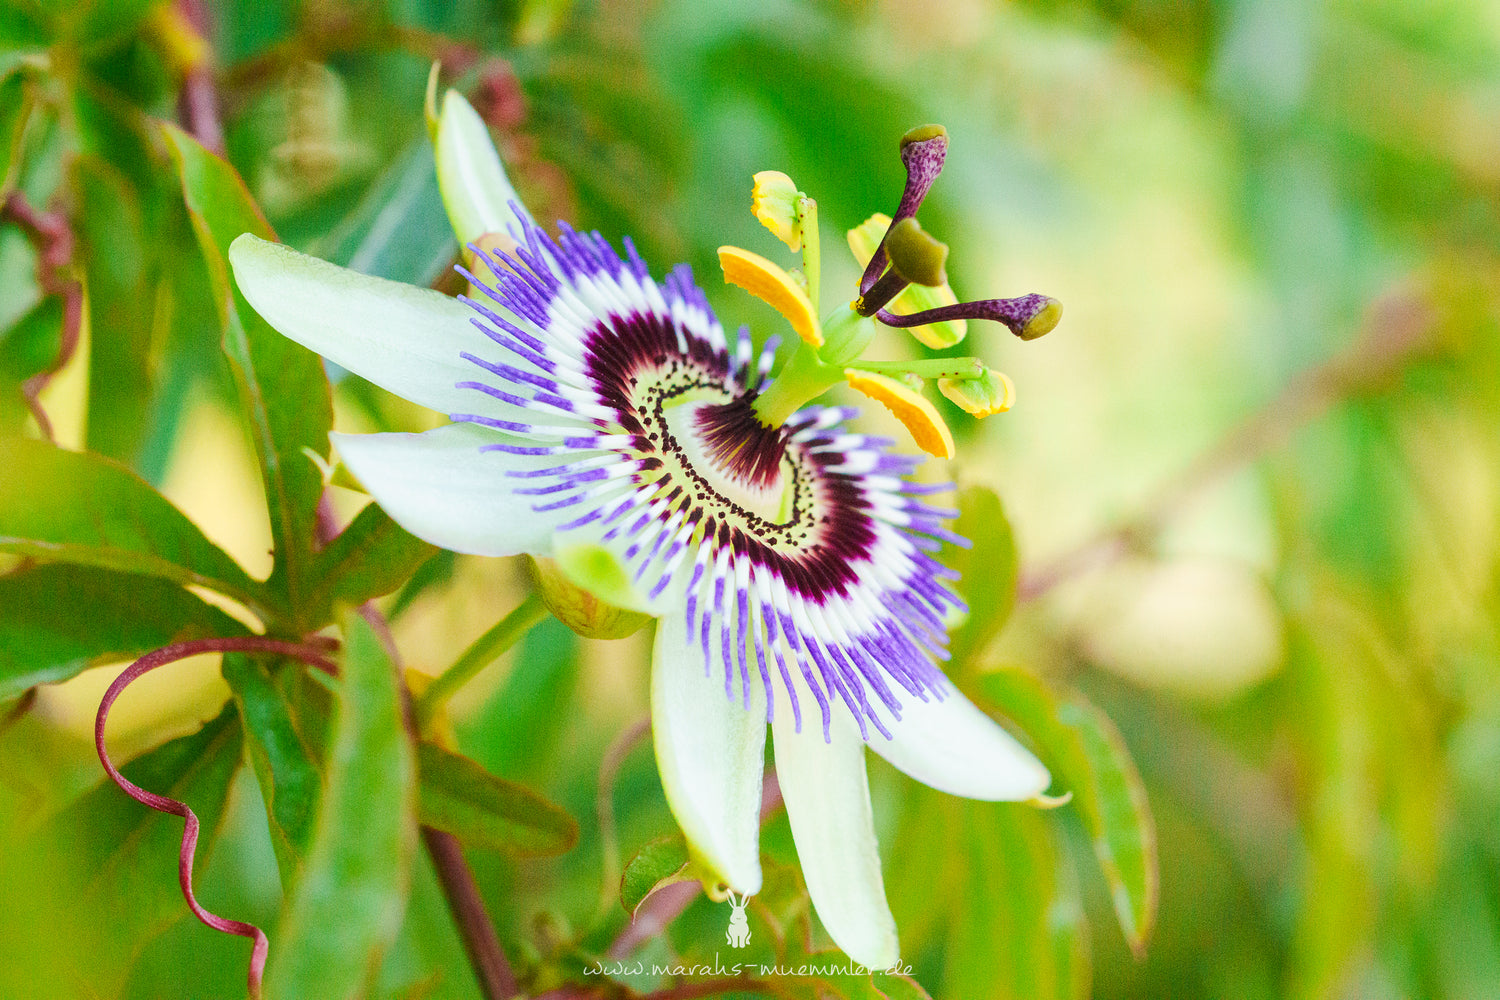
[455,215,967,740]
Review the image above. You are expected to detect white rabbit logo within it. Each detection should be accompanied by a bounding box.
[725,890,751,948]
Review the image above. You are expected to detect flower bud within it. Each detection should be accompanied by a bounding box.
[529,555,650,640]
[434,88,531,246]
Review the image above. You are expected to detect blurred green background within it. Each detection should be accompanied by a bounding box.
[3,0,1500,998]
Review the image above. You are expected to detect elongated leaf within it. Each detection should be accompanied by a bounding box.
[883,781,1087,999]
[976,669,1158,957]
[0,563,247,701]
[945,800,1088,1000]
[223,653,323,889]
[71,0,156,47]
[264,612,416,1000]
[73,156,153,463]
[417,740,578,857]
[464,615,580,782]
[620,835,690,915]
[0,384,23,433]
[0,295,61,386]
[0,294,56,435]
[164,124,332,620]
[308,502,437,619]
[0,436,265,608]
[947,485,1018,671]
[318,136,458,287]
[30,706,243,998]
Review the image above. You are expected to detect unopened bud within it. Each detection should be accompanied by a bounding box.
[529,556,650,640]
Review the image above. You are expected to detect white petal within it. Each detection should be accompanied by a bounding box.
[436,90,533,246]
[869,684,1050,801]
[772,695,898,970]
[229,234,527,421]
[651,610,765,895]
[332,424,572,558]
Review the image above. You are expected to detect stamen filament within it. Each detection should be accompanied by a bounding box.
[855,218,947,317]
[848,357,985,380]
[797,194,821,316]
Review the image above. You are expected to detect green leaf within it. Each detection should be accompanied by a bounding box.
[976,669,1158,958]
[947,485,1018,672]
[0,296,61,435]
[0,563,247,701]
[387,548,456,622]
[417,740,578,857]
[0,292,60,383]
[308,502,437,621]
[29,706,243,998]
[0,383,23,433]
[317,136,458,287]
[463,615,579,784]
[0,6,49,52]
[264,612,417,1000]
[0,436,266,609]
[71,0,156,47]
[163,123,332,623]
[72,156,154,463]
[222,653,323,890]
[619,835,690,916]
[944,800,1088,1000]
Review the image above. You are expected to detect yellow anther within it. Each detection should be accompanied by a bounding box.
[843,369,956,459]
[718,245,823,347]
[751,171,804,251]
[846,213,888,267]
[847,213,966,349]
[938,368,1015,417]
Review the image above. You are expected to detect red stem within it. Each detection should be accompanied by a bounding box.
[174,0,225,154]
[2,191,82,442]
[95,638,338,1000]
[421,827,520,1000]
